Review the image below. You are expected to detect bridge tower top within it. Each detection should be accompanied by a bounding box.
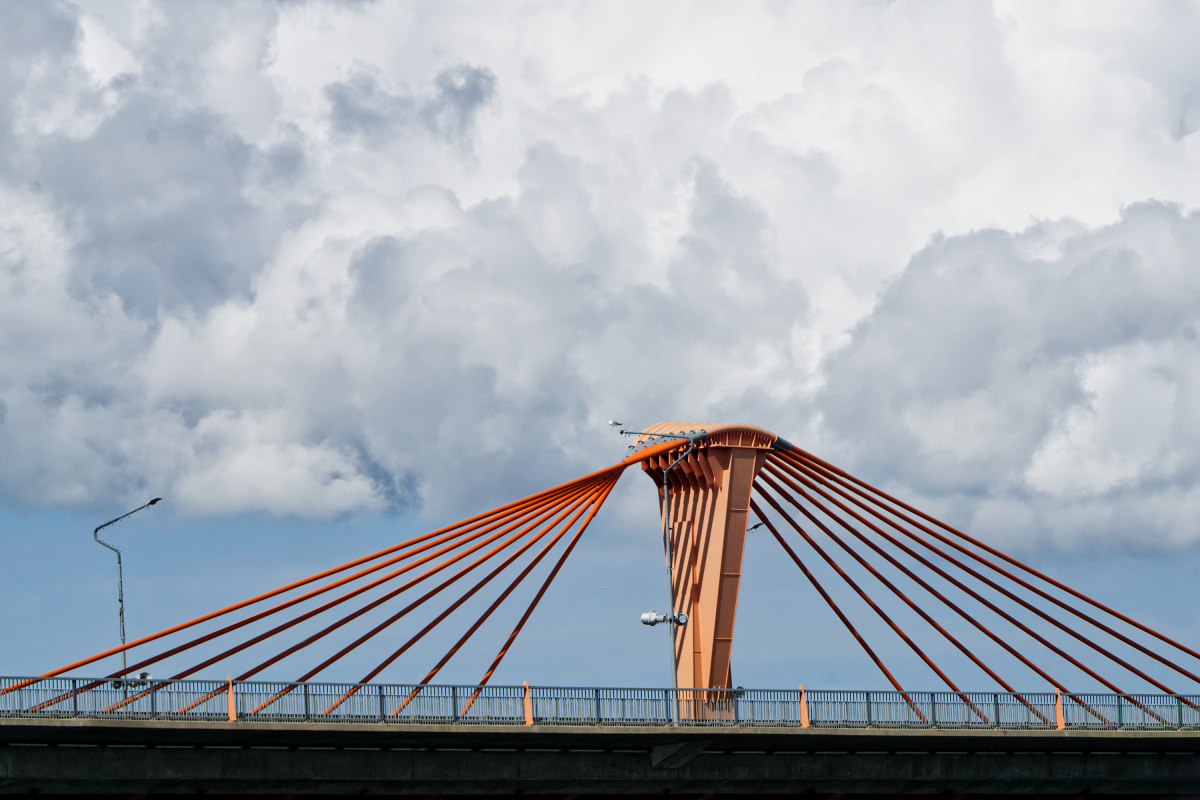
[632,421,781,452]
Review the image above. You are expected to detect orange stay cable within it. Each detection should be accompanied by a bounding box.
[377,474,619,686]
[163,484,579,669]
[766,472,1124,729]
[19,470,621,692]
[31,490,583,715]
[324,474,621,718]
[77,481,588,711]
[764,464,1100,692]
[748,499,908,696]
[773,452,1193,696]
[756,494,1041,725]
[455,476,620,718]
[767,466,1130,725]
[249,482,610,716]
[782,448,1200,689]
[24,441,684,708]
[756,481,941,716]
[772,455,1195,700]
[296,481,603,683]
[769,455,1165,723]
[763,460,1042,692]
[760,465,994,715]
[171,482,602,715]
[80,483,594,717]
[464,477,620,696]
[425,473,622,714]
[18,441,682,698]
[186,478,603,684]
[26,445,688,716]
[786,445,1200,666]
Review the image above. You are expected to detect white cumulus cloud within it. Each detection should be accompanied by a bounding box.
[1,0,1200,555]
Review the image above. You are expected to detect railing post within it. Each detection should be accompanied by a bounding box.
[733,690,740,724]
[451,686,458,724]
[150,682,157,719]
[1117,694,1124,729]
[1055,689,1065,730]
[799,685,810,729]
[994,693,1000,729]
[378,684,386,722]
[303,682,310,722]
[1179,695,1185,730]
[71,679,78,718]
[523,682,534,726]
[929,692,937,728]
[595,688,602,724]
[865,691,872,728]
[226,676,237,723]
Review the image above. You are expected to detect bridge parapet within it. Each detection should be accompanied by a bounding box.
[5,676,1200,732]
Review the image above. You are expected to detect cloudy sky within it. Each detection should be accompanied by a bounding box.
[4,0,1200,692]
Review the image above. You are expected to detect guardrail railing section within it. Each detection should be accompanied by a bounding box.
[3,677,1199,730]
[1062,693,1200,730]
[530,687,664,726]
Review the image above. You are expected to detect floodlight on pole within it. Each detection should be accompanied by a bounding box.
[93,498,161,680]
[640,611,688,626]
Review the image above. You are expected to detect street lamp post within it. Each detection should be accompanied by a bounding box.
[93,498,161,676]
[614,426,707,723]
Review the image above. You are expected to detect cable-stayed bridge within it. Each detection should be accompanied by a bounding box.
[3,422,1199,796]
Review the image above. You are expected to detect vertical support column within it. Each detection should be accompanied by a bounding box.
[799,684,810,728]
[668,446,768,691]
[1055,688,1065,730]
[523,681,534,726]
[226,676,237,722]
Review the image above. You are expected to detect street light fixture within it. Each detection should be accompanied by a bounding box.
[93,498,161,678]
[640,611,688,626]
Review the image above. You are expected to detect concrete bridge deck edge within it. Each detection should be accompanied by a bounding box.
[4,718,1200,795]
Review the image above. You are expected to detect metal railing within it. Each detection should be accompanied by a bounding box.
[2,676,1198,730]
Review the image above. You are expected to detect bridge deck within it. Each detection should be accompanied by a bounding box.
[3,716,1199,795]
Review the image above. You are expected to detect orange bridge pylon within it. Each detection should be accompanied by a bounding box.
[635,422,780,690]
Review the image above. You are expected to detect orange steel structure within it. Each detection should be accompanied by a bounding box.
[10,421,1200,721]
[636,422,777,690]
